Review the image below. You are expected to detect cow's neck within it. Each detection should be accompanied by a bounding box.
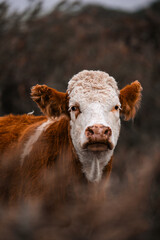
[76,150,113,182]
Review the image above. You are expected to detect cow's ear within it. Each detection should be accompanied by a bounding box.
[31,84,68,118]
[119,80,142,121]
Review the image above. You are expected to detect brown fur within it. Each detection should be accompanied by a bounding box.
[0,113,112,204]
[119,80,143,120]
[19,116,83,201]
[0,114,46,155]
[31,84,68,117]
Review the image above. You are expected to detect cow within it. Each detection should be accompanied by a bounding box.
[0,70,142,203]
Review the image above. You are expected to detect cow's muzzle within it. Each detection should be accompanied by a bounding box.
[83,124,114,152]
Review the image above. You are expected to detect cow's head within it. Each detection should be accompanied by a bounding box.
[31,70,142,182]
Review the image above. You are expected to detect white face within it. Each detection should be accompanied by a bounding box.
[67,70,121,182]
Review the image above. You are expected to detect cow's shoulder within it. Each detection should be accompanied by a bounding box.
[0,114,47,155]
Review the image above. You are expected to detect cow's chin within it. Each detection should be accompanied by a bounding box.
[83,141,114,152]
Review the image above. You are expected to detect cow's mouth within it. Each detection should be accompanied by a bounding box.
[83,141,114,152]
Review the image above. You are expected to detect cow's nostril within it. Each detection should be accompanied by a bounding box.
[88,128,94,135]
[104,129,108,135]
[104,127,112,137]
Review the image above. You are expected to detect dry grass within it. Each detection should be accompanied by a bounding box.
[0,142,159,240]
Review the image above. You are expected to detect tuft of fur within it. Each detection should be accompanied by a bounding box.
[67,70,120,112]
[68,70,119,96]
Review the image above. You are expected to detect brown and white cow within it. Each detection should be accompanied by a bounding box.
[0,70,142,202]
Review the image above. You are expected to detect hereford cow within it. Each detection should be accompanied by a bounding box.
[0,70,142,203]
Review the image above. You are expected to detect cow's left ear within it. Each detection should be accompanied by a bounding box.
[31,84,68,118]
[119,80,142,121]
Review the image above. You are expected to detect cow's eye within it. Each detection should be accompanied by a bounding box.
[71,106,81,118]
[112,105,120,112]
[71,106,79,111]
[115,105,119,110]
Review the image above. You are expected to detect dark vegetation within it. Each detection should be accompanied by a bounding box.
[0,1,160,239]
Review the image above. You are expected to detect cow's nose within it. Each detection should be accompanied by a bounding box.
[85,124,112,140]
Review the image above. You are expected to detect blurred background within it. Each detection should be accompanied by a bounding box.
[0,0,160,239]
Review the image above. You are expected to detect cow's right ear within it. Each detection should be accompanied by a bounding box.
[31,84,68,118]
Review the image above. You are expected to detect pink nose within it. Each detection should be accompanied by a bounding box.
[85,124,112,142]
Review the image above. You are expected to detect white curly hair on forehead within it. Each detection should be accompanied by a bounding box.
[67,70,119,95]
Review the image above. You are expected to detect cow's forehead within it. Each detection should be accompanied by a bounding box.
[67,70,119,106]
